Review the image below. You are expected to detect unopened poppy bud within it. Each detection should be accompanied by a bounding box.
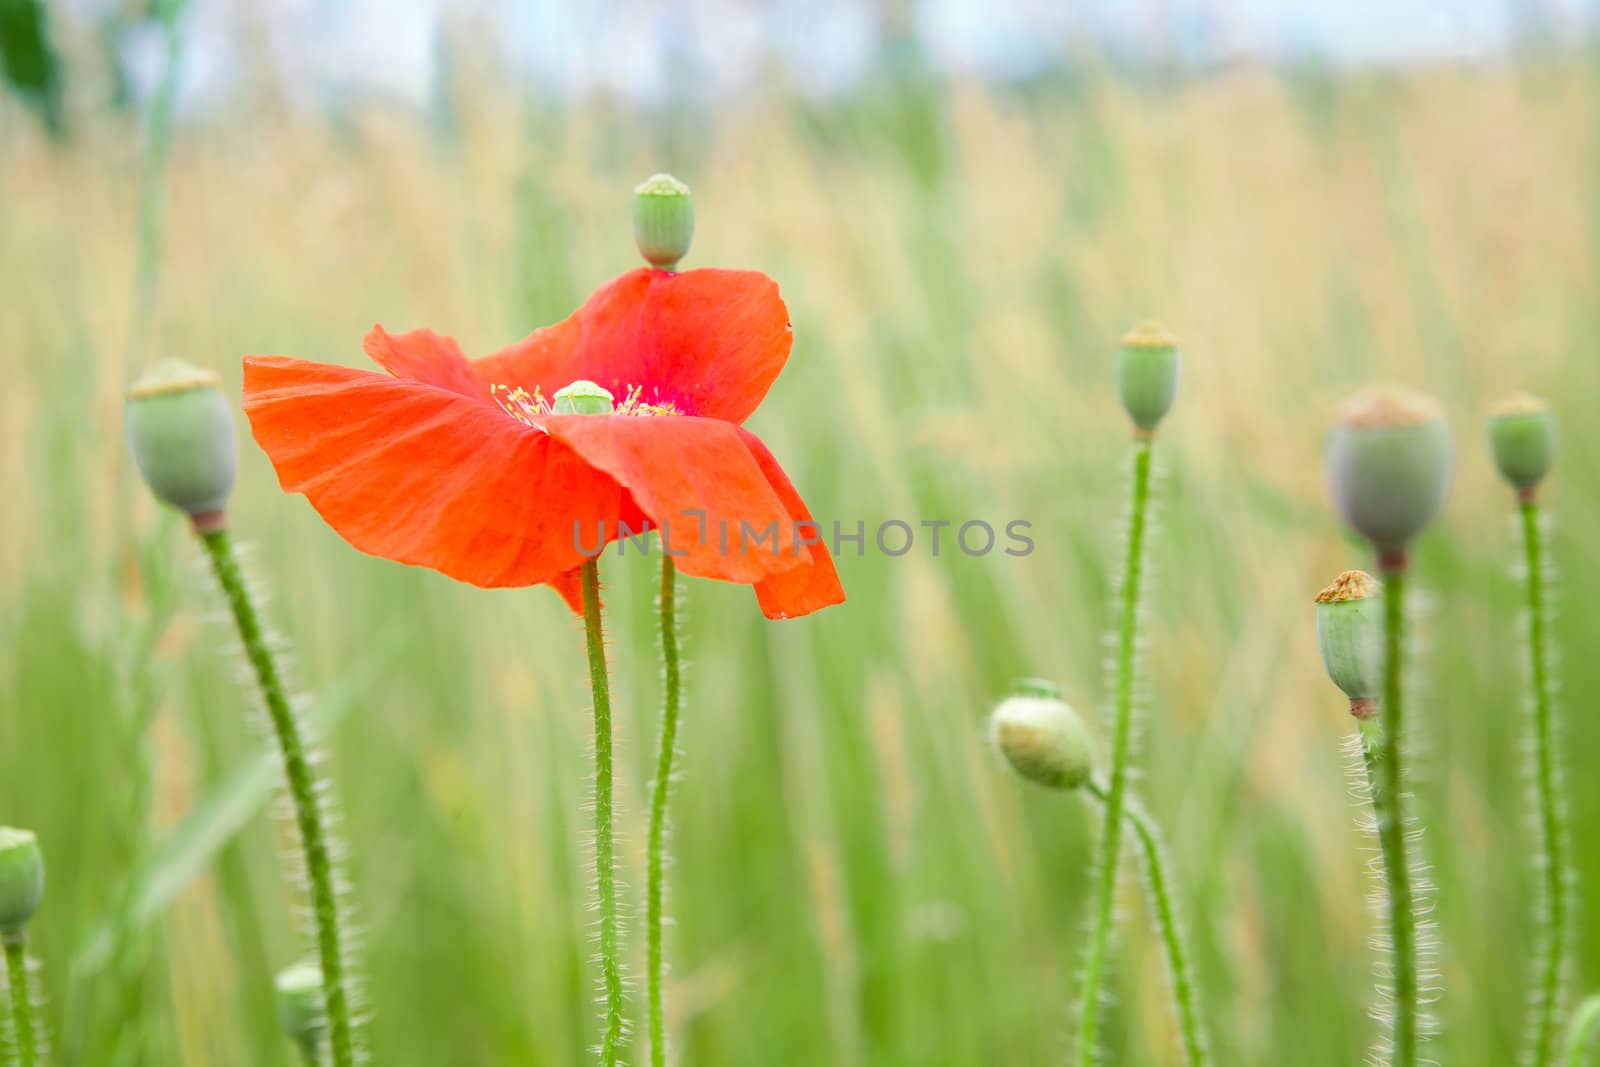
[126,359,237,529]
[1487,393,1556,496]
[633,173,695,271]
[274,961,326,1053]
[0,827,44,934]
[1118,322,1181,434]
[1326,385,1454,563]
[989,683,1095,791]
[1315,571,1385,718]
[552,380,615,416]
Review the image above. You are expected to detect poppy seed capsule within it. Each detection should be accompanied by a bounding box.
[1315,571,1385,718]
[126,359,237,525]
[989,688,1094,791]
[552,380,615,416]
[1326,385,1454,560]
[633,173,695,271]
[1487,393,1556,496]
[0,827,44,934]
[1118,322,1181,434]
[274,961,327,1051]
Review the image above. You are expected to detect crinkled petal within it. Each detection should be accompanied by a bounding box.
[738,430,846,619]
[472,268,792,423]
[542,414,806,585]
[363,326,488,401]
[242,355,627,588]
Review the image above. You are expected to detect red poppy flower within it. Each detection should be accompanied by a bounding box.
[242,268,844,619]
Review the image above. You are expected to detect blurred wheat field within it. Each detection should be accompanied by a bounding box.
[3,52,1600,1066]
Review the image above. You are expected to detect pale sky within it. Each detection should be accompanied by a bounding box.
[82,0,1596,113]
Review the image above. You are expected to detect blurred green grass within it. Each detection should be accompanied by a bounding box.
[3,53,1600,1066]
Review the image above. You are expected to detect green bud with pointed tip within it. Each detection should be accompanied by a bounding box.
[0,827,44,934]
[1325,385,1454,562]
[552,380,615,416]
[633,173,695,271]
[1118,322,1181,434]
[1487,393,1556,496]
[126,358,237,527]
[274,961,326,1055]
[1315,571,1385,717]
[989,684,1094,791]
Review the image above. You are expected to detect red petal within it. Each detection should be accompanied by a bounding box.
[472,268,792,424]
[242,356,628,588]
[543,415,806,585]
[549,567,586,614]
[363,326,488,401]
[738,430,846,619]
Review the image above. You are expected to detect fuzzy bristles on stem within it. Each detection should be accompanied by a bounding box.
[580,559,626,1066]
[646,556,684,1067]
[199,528,363,1067]
[1076,435,1155,1064]
[1515,490,1569,1067]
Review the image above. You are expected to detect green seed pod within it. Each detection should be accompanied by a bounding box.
[274,961,326,1054]
[1325,385,1454,561]
[552,380,615,416]
[1487,392,1556,496]
[1314,571,1385,717]
[633,173,695,271]
[989,685,1095,791]
[1118,322,1181,434]
[0,827,44,934]
[126,359,237,526]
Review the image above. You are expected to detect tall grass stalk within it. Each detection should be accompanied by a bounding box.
[646,556,682,1067]
[1520,497,1568,1067]
[580,559,624,1066]
[1083,780,1208,1067]
[199,527,357,1067]
[1076,436,1153,1064]
[124,0,188,370]
[1565,994,1600,1067]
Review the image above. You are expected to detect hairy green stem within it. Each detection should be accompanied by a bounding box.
[4,935,38,1067]
[1375,561,1419,1067]
[200,528,355,1067]
[1077,437,1153,1064]
[1522,499,1567,1067]
[1565,993,1600,1067]
[647,557,682,1067]
[581,559,623,1066]
[1084,781,1209,1066]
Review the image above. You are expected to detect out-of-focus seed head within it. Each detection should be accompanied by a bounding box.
[1487,393,1556,496]
[989,683,1094,791]
[633,173,695,271]
[0,827,44,934]
[1325,385,1454,560]
[274,961,326,1054]
[1314,571,1385,716]
[552,380,615,416]
[1117,322,1181,434]
[125,359,237,525]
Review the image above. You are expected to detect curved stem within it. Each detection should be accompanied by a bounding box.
[4,934,39,1067]
[581,559,624,1066]
[1565,993,1600,1067]
[200,528,355,1067]
[1374,562,1419,1067]
[1523,498,1567,1067]
[647,557,682,1067]
[1077,437,1153,1065]
[1084,781,1209,1066]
